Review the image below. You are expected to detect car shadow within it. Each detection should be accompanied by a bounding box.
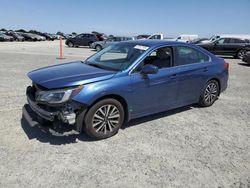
[21,116,95,145]
[65,46,92,49]
[21,104,196,145]
[238,63,250,67]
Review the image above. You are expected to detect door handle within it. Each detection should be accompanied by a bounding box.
[203,67,208,72]
[170,74,177,79]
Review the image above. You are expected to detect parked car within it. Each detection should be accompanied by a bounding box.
[191,38,209,44]
[5,31,25,41]
[23,40,229,139]
[18,32,37,41]
[39,33,54,41]
[176,35,198,42]
[0,33,14,41]
[200,34,250,44]
[148,33,164,40]
[90,36,135,51]
[137,35,150,39]
[242,51,250,64]
[30,33,46,41]
[65,33,99,47]
[198,37,250,59]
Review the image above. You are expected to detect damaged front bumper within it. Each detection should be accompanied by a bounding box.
[22,86,87,132]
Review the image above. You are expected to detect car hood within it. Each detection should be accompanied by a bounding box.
[28,61,116,89]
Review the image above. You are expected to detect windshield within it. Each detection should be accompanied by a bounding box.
[85,43,148,71]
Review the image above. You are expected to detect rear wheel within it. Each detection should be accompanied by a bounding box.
[237,49,246,59]
[84,99,124,139]
[68,41,74,47]
[95,45,102,51]
[199,80,219,107]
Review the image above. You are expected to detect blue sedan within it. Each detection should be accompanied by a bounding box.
[23,40,229,139]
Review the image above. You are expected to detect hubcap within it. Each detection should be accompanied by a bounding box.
[92,105,120,134]
[204,83,218,104]
[238,50,246,59]
[96,46,101,51]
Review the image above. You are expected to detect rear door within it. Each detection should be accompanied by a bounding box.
[173,45,211,105]
[74,34,85,46]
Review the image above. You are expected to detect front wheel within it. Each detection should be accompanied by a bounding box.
[67,41,74,47]
[84,99,124,139]
[199,80,219,107]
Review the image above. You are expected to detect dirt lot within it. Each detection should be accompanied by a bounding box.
[0,41,249,188]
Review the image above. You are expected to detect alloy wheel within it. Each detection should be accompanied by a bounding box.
[92,104,120,134]
[204,82,218,105]
[237,50,246,59]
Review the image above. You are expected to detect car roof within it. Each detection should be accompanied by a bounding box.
[122,39,190,47]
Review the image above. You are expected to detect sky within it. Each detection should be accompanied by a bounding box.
[0,0,250,37]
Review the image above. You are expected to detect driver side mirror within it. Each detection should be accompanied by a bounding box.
[141,64,158,74]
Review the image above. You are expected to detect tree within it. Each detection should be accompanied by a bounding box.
[72,32,77,35]
[0,28,7,31]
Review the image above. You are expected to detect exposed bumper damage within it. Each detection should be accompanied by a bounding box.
[22,85,87,132]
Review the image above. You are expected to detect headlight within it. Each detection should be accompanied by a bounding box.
[36,85,83,104]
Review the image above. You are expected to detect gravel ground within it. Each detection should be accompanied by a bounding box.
[0,41,249,188]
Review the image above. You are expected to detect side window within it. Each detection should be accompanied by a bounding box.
[77,34,83,38]
[175,46,209,66]
[217,38,226,44]
[230,38,245,43]
[135,47,173,72]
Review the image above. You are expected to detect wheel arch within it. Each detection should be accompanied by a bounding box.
[89,94,129,123]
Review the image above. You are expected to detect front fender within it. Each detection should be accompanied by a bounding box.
[72,76,132,107]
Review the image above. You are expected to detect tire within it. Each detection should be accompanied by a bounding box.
[88,41,93,48]
[95,45,102,51]
[68,41,74,47]
[237,49,246,59]
[84,98,124,139]
[199,80,219,107]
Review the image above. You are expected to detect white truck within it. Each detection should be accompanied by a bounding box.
[147,33,198,42]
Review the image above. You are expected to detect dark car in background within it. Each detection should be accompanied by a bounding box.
[0,33,14,41]
[37,33,54,41]
[23,40,228,139]
[5,31,25,41]
[90,36,135,51]
[65,33,99,47]
[242,51,250,64]
[198,37,250,59]
[17,32,36,41]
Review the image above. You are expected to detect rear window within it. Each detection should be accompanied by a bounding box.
[229,38,245,43]
[175,46,209,66]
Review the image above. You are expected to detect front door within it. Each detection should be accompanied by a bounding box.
[130,46,179,118]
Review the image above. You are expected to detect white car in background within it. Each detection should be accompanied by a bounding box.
[175,35,198,42]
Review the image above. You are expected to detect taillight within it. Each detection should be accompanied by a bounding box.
[224,61,229,70]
